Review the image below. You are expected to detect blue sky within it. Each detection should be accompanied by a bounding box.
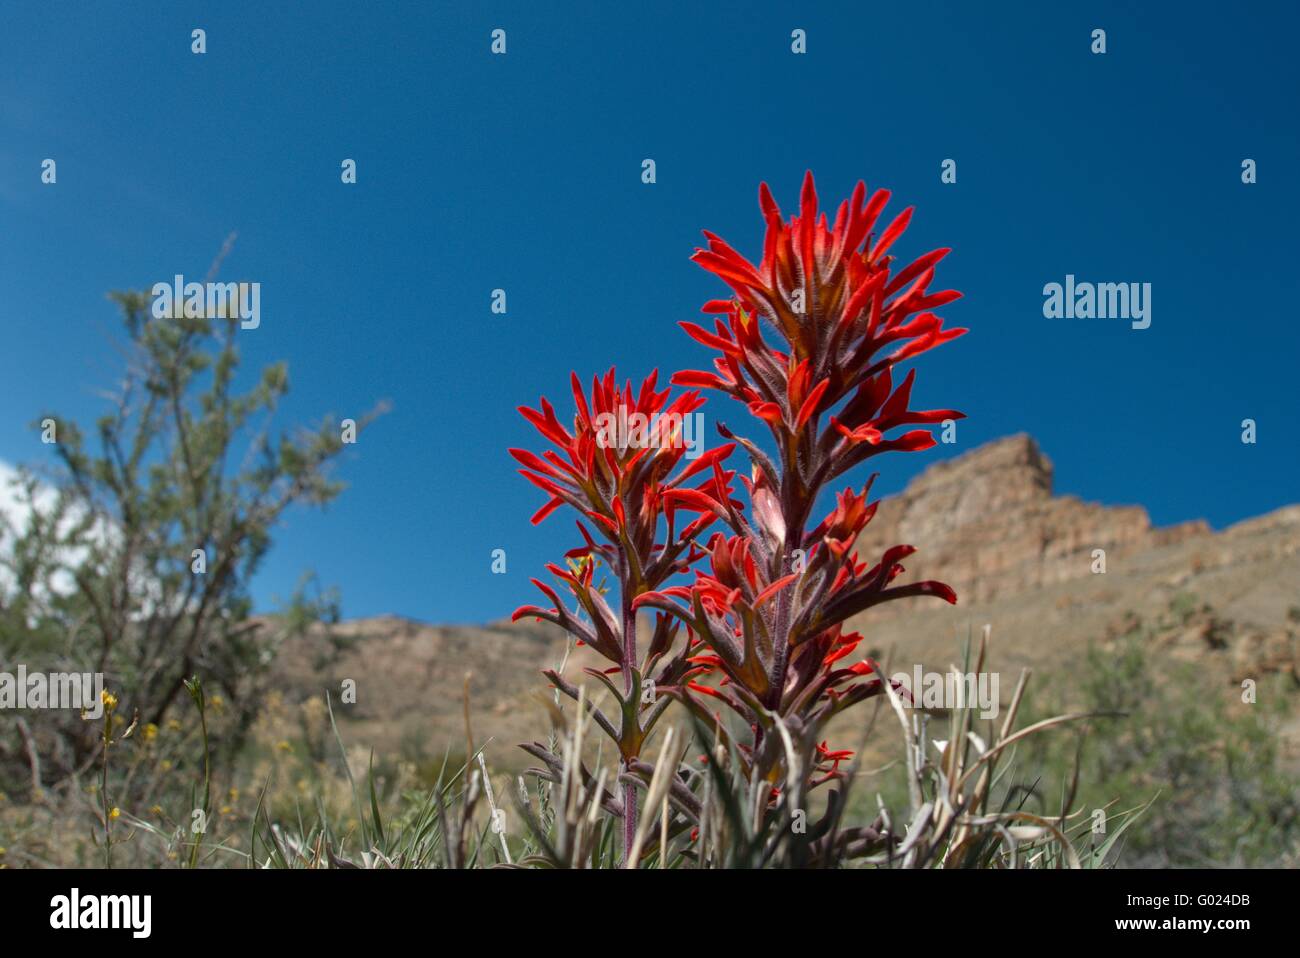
[1,1,1297,624]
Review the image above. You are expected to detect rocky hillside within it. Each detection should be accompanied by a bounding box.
[853,435,1211,604]
[273,435,1300,766]
[846,435,1299,686]
[270,615,567,766]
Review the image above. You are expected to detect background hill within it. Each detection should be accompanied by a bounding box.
[270,435,1300,771]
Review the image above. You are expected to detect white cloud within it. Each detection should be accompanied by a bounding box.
[1,459,163,615]
[0,459,105,604]
[0,458,52,531]
[0,459,71,601]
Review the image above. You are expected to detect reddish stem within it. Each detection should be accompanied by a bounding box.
[621,593,638,864]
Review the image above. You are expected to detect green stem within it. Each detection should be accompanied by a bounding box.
[101,710,112,868]
[187,680,211,869]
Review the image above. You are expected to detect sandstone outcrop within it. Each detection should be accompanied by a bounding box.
[853,434,1210,606]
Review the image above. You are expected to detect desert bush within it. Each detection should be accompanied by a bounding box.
[0,273,379,806]
[1019,626,1300,867]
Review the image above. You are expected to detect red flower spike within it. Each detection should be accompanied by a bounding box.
[512,173,968,820]
[663,173,964,780]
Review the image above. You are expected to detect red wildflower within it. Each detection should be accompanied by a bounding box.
[511,173,969,836]
[657,173,965,782]
[511,368,739,860]
[676,172,966,484]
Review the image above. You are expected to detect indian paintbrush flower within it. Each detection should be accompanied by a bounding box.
[511,368,735,860]
[512,172,967,855]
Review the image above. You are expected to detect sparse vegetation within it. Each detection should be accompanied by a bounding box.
[1018,618,1300,867]
[2,630,1144,869]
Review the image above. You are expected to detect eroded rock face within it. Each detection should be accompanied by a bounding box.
[843,435,1298,735]
[855,434,1210,606]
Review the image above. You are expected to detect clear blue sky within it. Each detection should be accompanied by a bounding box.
[2,1,1297,624]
